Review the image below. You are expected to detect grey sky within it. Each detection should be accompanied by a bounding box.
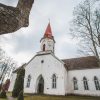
[0,0,83,65]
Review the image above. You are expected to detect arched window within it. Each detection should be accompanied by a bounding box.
[26,75,31,88]
[52,74,57,89]
[94,76,100,90]
[43,44,45,51]
[83,77,89,90]
[73,77,78,90]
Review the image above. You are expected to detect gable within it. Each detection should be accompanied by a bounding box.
[26,51,64,65]
[21,51,68,77]
[14,51,67,72]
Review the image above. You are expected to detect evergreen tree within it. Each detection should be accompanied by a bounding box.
[17,90,24,100]
[12,67,25,97]
[0,90,7,98]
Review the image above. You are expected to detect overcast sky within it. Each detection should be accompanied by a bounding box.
[0,0,83,66]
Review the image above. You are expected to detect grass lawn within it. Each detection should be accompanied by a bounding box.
[24,95,100,100]
[0,93,100,100]
[0,98,7,100]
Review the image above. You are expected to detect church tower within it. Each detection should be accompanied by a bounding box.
[40,23,55,53]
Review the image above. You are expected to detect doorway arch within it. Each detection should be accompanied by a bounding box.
[36,75,44,94]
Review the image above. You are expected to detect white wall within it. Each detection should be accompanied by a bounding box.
[24,53,67,95]
[41,38,55,53]
[8,52,100,96]
[67,68,100,96]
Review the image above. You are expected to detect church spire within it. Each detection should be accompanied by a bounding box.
[44,22,53,39]
[40,22,55,53]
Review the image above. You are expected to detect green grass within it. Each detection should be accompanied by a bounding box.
[0,93,100,100]
[24,95,100,100]
[0,98,6,100]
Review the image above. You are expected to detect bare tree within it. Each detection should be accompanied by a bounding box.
[0,48,5,63]
[93,9,100,45]
[0,58,17,84]
[4,59,17,81]
[70,0,100,66]
[0,48,17,84]
[0,0,34,35]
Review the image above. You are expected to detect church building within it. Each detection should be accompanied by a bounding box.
[9,23,100,96]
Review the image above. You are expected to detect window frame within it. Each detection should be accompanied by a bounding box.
[26,75,31,88]
[94,76,100,90]
[83,77,89,90]
[73,77,78,90]
[52,74,57,89]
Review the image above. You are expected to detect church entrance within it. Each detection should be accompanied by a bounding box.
[37,76,44,94]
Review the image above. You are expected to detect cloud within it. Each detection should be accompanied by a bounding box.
[0,0,18,6]
[55,34,79,59]
[0,0,83,66]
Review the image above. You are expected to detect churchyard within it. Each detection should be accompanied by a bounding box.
[24,95,100,100]
[0,94,100,100]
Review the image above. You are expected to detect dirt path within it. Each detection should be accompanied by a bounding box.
[7,96,16,100]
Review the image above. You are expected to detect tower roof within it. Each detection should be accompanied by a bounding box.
[40,22,55,43]
[44,23,53,38]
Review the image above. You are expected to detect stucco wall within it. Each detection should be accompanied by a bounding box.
[41,38,55,53]
[8,53,100,96]
[24,53,67,95]
[67,68,100,96]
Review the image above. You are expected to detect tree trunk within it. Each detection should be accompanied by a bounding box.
[0,0,34,35]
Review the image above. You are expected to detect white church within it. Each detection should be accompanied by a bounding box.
[9,23,100,96]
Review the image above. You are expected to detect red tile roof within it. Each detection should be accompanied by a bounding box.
[62,56,99,70]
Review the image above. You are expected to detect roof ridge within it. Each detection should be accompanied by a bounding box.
[62,56,96,61]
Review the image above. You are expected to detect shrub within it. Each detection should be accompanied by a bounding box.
[0,84,2,92]
[17,91,24,100]
[2,79,10,92]
[12,67,25,97]
[0,90,7,98]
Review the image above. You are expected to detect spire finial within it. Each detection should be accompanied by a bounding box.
[48,18,50,23]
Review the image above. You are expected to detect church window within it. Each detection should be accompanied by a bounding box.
[52,74,57,89]
[73,77,78,90]
[94,76,100,90]
[83,77,89,90]
[26,75,31,88]
[43,44,45,51]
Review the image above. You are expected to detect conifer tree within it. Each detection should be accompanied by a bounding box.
[0,90,7,98]
[12,68,25,97]
[17,90,24,100]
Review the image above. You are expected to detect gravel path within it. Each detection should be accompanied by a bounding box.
[7,96,16,100]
